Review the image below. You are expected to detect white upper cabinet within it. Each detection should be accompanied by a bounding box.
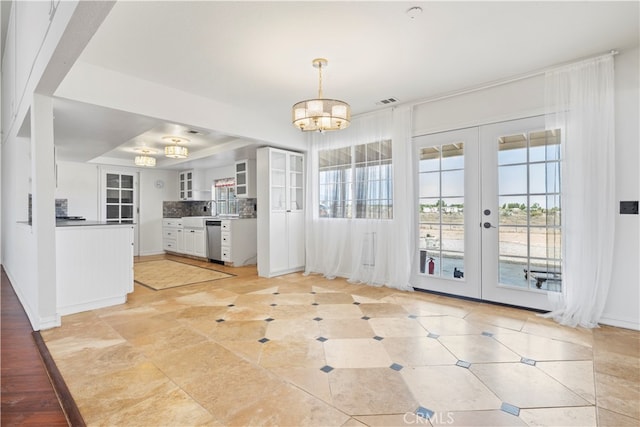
[235,159,256,198]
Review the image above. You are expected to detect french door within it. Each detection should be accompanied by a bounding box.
[101,169,140,255]
[413,116,561,310]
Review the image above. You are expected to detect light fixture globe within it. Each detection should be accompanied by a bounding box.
[163,136,190,159]
[134,155,156,167]
[164,145,189,159]
[292,58,351,132]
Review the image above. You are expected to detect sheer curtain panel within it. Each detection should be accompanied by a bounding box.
[544,54,615,327]
[304,108,415,291]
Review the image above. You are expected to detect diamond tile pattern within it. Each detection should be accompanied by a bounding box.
[38,255,639,426]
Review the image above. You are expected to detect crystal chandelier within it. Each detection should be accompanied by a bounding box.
[163,136,189,159]
[292,58,351,132]
[134,148,156,167]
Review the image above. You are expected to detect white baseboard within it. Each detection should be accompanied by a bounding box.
[57,295,127,316]
[599,314,640,331]
[4,267,41,331]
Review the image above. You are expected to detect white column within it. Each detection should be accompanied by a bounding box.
[31,93,60,329]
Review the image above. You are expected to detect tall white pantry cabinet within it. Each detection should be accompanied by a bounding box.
[257,147,305,277]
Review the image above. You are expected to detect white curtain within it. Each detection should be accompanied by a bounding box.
[304,107,415,291]
[544,54,616,327]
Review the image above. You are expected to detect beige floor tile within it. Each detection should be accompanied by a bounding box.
[597,407,640,426]
[537,361,596,404]
[493,332,593,361]
[381,294,469,317]
[401,366,502,412]
[522,317,594,348]
[439,335,521,363]
[222,304,273,321]
[470,362,590,408]
[594,372,640,419]
[273,292,316,305]
[314,292,355,304]
[268,366,333,402]
[150,341,243,386]
[174,289,238,306]
[206,319,267,341]
[324,338,393,368]
[233,292,276,306]
[368,317,429,337]
[265,318,320,340]
[417,315,495,336]
[519,406,597,427]
[342,418,368,427]
[270,304,319,320]
[316,303,364,319]
[463,310,526,331]
[227,382,350,426]
[100,385,219,427]
[594,350,640,382]
[382,336,458,366]
[445,410,527,426]
[218,339,264,364]
[354,413,429,426]
[55,341,147,380]
[181,358,286,421]
[259,339,326,368]
[128,324,208,357]
[329,368,418,415]
[71,361,176,424]
[359,302,409,318]
[319,318,377,339]
[39,256,640,426]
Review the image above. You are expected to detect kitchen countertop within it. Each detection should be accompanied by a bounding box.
[56,220,136,227]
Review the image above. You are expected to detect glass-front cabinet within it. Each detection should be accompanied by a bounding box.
[179,170,193,200]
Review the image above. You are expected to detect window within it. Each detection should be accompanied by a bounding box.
[418,142,465,278]
[497,129,562,291]
[319,140,392,219]
[213,178,237,215]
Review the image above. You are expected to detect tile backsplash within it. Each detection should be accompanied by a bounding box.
[163,199,257,218]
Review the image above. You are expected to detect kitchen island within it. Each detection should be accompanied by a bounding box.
[56,221,134,315]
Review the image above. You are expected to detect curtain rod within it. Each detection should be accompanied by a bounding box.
[409,49,620,108]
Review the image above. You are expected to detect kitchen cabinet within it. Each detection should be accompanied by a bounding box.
[162,218,183,252]
[178,170,193,200]
[183,228,206,258]
[235,159,256,198]
[221,219,257,266]
[256,147,304,277]
[179,169,211,200]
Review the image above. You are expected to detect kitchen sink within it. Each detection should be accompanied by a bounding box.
[181,216,218,228]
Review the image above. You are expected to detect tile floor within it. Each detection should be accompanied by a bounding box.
[41,254,639,426]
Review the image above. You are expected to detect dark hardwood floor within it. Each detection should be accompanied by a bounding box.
[1,267,69,426]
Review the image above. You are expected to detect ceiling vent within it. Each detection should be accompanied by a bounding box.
[376,97,399,105]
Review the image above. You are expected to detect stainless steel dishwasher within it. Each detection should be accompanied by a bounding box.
[206,220,222,263]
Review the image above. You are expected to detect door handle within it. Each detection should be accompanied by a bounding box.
[483,222,496,229]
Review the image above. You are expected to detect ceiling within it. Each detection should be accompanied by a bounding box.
[49,1,639,170]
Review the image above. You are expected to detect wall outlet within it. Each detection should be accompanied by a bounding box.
[620,201,639,214]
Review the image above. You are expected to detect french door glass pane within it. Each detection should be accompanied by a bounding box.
[121,175,133,189]
[497,129,562,291]
[418,142,464,280]
[106,174,119,188]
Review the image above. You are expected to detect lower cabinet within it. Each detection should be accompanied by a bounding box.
[163,219,205,258]
[220,219,257,266]
[183,228,206,257]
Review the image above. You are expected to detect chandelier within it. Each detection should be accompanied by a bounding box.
[292,58,351,132]
[163,136,189,159]
[133,148,156,167]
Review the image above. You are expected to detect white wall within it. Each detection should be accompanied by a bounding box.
[601,48,640,329]
[412,50,640,330]
[55,161,178,257]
